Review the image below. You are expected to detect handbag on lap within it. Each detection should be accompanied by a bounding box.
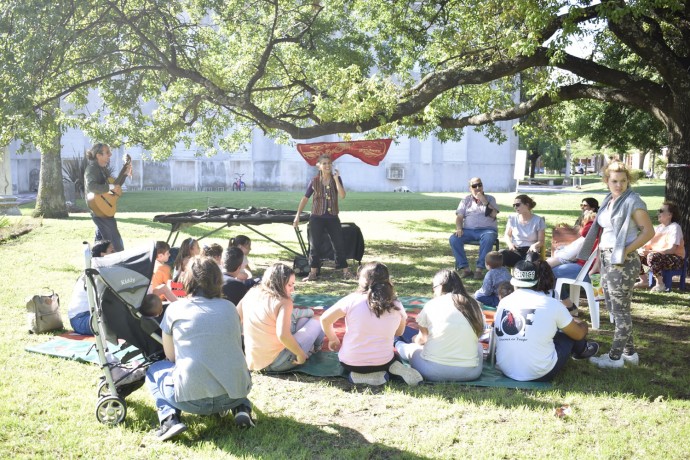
[26,289,63,334]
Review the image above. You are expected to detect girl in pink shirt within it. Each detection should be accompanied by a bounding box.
[320,262,423,386]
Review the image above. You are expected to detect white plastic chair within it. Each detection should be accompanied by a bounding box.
[554,251,603,329]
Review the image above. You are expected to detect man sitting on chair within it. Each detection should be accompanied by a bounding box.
[449,177,500,280]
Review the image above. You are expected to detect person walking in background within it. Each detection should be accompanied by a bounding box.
[449,177,500,280]
[293,154,353,281]
[84,143,130,252]
[500,194,545,267]
[634,201,685,292]
[578,161,654,369]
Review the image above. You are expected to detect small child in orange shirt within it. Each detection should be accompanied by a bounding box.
[151,241,178,302]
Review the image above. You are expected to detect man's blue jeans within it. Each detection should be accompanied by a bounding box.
[449,228,498,270]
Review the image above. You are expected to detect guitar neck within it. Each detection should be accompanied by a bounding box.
[113,159,131,186]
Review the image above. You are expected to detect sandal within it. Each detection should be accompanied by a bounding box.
[650,284,666,293]
[302,272,318,282]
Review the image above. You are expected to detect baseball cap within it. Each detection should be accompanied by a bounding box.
[511,260,538,288]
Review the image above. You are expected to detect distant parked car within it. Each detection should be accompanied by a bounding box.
[393,186,412,193]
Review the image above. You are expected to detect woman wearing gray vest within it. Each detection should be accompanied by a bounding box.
[293,155,353,281]
[577,161,653,369]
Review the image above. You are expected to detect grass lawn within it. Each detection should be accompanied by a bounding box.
[2,179,689,459]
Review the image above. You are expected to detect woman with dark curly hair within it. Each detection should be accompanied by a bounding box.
[320,262,423,386]
[238,263,324,372]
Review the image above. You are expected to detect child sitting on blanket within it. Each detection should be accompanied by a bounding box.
[496,281,514,300]
[228,235,254,280]
[140,294,164,319]
[151,241,178,302]
[320,262,423,386]
[291,307,314,333]
[473,251,511,307]
[203,243,225,271]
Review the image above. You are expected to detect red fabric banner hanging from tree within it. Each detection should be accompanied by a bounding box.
[296,139,392,166]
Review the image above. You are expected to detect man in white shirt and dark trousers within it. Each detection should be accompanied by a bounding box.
[494,260,599,382]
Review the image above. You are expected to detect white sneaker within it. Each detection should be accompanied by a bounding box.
[349,371,388,386]
[622,352,639,366]
[388,361,423,386]
[589,354,624,369]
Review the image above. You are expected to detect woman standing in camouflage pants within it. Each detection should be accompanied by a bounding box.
[577,161,654,369]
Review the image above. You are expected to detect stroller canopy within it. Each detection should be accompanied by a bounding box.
[92,243,156,310]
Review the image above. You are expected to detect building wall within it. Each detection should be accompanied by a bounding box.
[9,121,519,195]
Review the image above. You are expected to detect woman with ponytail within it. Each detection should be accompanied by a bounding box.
[395,269,485,382]
[320,262,423,386]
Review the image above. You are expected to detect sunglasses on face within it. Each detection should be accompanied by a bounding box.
[471,183,483,189]
[513,203,522,208]
[658,209,668,214]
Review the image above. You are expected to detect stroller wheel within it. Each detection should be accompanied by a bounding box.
[95,396,127,425]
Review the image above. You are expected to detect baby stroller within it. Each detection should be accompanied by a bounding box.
[84,242,165,425]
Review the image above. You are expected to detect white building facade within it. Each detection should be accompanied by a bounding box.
[9,121,519,197]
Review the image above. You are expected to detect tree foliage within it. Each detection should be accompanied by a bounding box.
[1,0,689,236]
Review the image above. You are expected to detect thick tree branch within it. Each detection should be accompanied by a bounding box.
[435,83,670,129]
[607,9,689,92]
[33,65,164,109]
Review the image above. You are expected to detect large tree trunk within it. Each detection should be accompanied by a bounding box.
[32,131,68,218]
[664,108,690,253]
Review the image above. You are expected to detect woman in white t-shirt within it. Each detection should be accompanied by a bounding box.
[500,194,546,267]
[395,269,485,382]
[634,201,686,292]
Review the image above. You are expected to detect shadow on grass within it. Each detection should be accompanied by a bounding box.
[124,398,430,459]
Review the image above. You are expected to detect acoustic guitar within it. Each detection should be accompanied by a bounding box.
[86,154,131,217]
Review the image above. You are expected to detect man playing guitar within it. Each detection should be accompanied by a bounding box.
[84,143,131,252]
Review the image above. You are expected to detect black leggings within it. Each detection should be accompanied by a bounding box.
[500,247,539,267]
[340,356,398,374]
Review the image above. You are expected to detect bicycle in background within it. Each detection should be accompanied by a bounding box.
[232,173,247,191]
